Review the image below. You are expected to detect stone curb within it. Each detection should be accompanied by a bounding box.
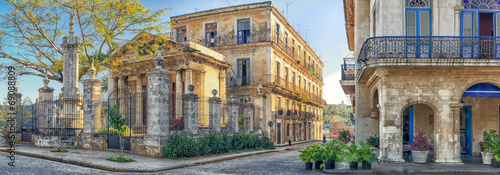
[275,140,320,147]
[0,147,278,172]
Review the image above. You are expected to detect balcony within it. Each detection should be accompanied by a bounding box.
[358,36,500,62]
[227,74,271,87]
[340,57,355,95]
[271,36,320,80]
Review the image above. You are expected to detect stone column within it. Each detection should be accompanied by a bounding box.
[82,65,101,135]
[144,44,170,157]
[454,3,464,37]
[176,70,183,117]
[435,103,463,164]
[37,74,55,135]
[184,69,192,93]
[243,97,254,133]
[208,89,222,132]
[134,74,143,127]
[227,94,239,132]
[183,85,199,134]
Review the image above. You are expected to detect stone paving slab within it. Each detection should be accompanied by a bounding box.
[0,144,285,172]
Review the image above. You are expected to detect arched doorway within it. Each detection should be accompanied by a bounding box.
[402,104,435,161]
[460,83,500,155]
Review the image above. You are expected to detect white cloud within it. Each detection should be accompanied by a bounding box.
[323,71,348,105]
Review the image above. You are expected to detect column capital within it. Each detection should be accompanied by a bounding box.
[449,103,465,109]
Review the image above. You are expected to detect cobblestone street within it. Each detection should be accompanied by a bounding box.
[0,143,321,175]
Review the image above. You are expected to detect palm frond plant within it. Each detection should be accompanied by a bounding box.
[338,141,360,170]
[320,139,342,170]
[298,146,314,170]
[358,141,380,170]
[310,144,324,170]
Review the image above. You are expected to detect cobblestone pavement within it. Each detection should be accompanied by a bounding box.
[0,143,320,175]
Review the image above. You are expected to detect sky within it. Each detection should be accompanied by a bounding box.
[0,0,351,105]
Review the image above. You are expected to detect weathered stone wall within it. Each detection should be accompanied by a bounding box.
[413,104,435,142]
[462,96,500,155]
[35,136,79,148]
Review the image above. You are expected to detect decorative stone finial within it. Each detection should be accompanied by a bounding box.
[188,84,195,94]
[88,58,96,79]
[63,36,68,44]
[43,69,50,88]
[211,89,217,96]
[245,97,251,103]
[153,43,164,69]
[231,93,237,103]
[69,13,74,37]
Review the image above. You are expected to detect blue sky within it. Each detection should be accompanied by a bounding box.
[0,0,351,105]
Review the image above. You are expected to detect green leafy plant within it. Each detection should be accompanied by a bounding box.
[107,156,134,162]
[338,129,351,143]
[108,105,127,157]
[298,146,314,163]
[358,141,380,165]
[482,129,498,154]
[50,147,68,152]
[310,144,324,162]
[338,141,360,164]
[238,114,244,130]
[162,131,198,159]
[411,130,431,151]
[367,135,380,148]
[320,139,342,169]
[97,126,133,136]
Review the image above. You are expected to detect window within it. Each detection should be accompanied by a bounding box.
[176,27,187,42]
[237,58,250,86]
[237,19,251,44]
[276,61,281,84]
[298,76,301,90]
[405,0,431,36]
[285,33,288,51]
[275,24,280,44]
[205,23,218,47]
[292,72,296,86]
[285,67,289,82]
[298,46,301,61]
[291,39,295,58]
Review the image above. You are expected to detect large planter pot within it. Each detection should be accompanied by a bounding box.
[492,159,500,168]
[304,162,313,170]
[314,161,323,170]
[349,162,358,170]
[362,161,372,170]
[411,150,429,163]
[482,152,494,165]
[324,161,335,170]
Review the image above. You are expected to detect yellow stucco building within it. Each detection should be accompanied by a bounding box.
[171,1,326,143]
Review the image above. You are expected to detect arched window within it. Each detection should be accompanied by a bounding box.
[463,0,500,10]
[406,0,431,36]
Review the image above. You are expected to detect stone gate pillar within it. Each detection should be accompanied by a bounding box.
[82,64,101,135]
[243,97,254,133]
[208,89,222,132]
[37,74,55,135]
[183,85,199,134]
[434,103,463,164]
[227,94,239,133]
[144,44,170,157]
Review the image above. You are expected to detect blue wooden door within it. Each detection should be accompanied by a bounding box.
[406,8,431,58]
[409,105,414,143]
[461,9,480,58]
[464,105,472,155]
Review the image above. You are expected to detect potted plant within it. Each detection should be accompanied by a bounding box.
[320,139,342,170]
[310,144,324,170]
[367,135,380,148]
[358,141,380,170]
[338,141,360,170]
[410,130,431,163]
[298,146,313,170]
[482,129,496,165]
[483,129,500,167]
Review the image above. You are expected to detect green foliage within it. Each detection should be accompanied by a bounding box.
[367,135,380,148]
[358,141,380,164]
[298,145,314,163]
[97,126,133,136]
[197,131,231,156]
[338,141,360,163]
[50,147,68,152]
[321,139,342,162]
[100,75,108,93]
[238,114,244,130]
[483,129,500,160]
[107,156,134,162]
[322,104,354,126]
[162,131,198,159]
[338,129,351,143]
[108,105,126,134]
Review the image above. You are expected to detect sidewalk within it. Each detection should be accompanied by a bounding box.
[322,156,500,174]
[0,141,319,172]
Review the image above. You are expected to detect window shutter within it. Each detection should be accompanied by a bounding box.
[463,13,472,36]
[407,11,416,36]
[496,13,500,36]
[420,11,429,36]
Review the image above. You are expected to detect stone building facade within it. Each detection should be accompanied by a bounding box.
[108,33,230,130]
[170,1,326,144]
[343,0,500,163]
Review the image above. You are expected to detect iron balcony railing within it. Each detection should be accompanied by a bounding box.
[342,57,355,80]
[357,36,500,63]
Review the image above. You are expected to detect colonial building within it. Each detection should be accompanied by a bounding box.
[108,33,230,131]
[170,1,326,143]
[343,0,500,163]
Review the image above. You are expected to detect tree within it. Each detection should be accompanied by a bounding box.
[108,104,127,157]
[0,0,169,82]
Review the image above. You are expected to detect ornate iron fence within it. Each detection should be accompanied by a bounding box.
[357,36,500,63]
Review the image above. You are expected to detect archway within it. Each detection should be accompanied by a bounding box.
[402,103,435,161]
[460,83,500,155]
